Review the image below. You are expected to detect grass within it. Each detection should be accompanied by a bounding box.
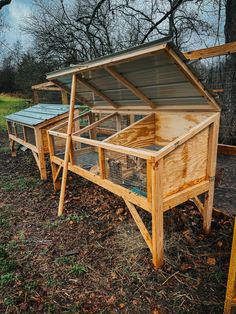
[0,176,42,192]
[0,94,29,130]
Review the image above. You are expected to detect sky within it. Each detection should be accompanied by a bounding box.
[1,0,34,50]
[0,0,225,54]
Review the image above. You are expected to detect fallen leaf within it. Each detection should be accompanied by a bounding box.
[118,303,125,309]
[111,272,118,280]
[182,230,193,243]
[116,207,125,215]
[207,257,216,266]
[107,295,116,305]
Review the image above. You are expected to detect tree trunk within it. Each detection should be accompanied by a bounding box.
[221,0,236,144]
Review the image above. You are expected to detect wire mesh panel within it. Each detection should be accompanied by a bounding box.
[36,90,62,104]
[72,141,99,174]
[104,150,147,197]
[25,127,36,146]
[15,124,24,140]
[52,136,66,159]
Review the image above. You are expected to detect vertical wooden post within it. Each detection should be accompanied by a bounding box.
[203,115,220,233]
[61,90,69,104]
[224,218,236,314]
[47,132,61,191]
[23,126,27,142]
[129,114,135,125]
[151,158,164,269]
[89,112,96,139]
[35,128,47,180]
[98,147,106,179]
[10,139,16,157]
[146,160,152,209]
[33,90,39,104]
[116,114,121,131]
[58,74,77,216]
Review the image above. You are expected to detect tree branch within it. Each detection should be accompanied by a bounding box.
[141,0,184,43]
[0,0,11,10]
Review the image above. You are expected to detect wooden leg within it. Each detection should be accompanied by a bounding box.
[10,139,16,157]
[203,188,214,233]
[51,163,61,191]
[38,150,47,180]
[151,159,164,270]
[203,117,219,233]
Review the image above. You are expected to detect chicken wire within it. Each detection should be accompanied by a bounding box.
[105,150,147,197]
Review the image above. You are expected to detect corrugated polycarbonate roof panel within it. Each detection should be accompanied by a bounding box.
[5,104,72,126]
[47,39,220,111]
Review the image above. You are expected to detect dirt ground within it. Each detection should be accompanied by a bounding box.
[0,129,235,314]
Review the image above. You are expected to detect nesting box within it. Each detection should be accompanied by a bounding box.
[47,38,220,269]
[5,104,79,180]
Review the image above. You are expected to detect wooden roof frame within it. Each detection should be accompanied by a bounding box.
[184,41,236,60]
[47,41,221,112]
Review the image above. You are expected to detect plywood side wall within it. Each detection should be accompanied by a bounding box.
[162,127,209,197]
[155,112,212,146]
[107,114,156,148]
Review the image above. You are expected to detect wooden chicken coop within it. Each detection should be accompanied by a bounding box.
[47,38,220,269]
[5,104,79,180]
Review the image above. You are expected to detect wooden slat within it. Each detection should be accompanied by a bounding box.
[106,113,155,149]
[104,66,156,109]
[72,136,155,160]
[77,76,118,108]
[192,196,204,216]
[163,180,209,212]
[9,134,38,153]
[184,41,236,60]
[32,81,60,90]
[35,128,47,180]
[32,151,40,170]
[218,144,236,156]
[124,199,153,253]
[73,112,117,136]
[51,155,150,212]
[98,147,106,179]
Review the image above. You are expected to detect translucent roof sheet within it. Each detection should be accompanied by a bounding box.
[46,39,220,112]
[5,104,73,126]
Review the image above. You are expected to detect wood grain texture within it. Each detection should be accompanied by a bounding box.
[107,114,155,148]
[162,127,209,197]
[155,111,212,146]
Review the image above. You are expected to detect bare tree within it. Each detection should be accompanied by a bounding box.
[220,0,236,144]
